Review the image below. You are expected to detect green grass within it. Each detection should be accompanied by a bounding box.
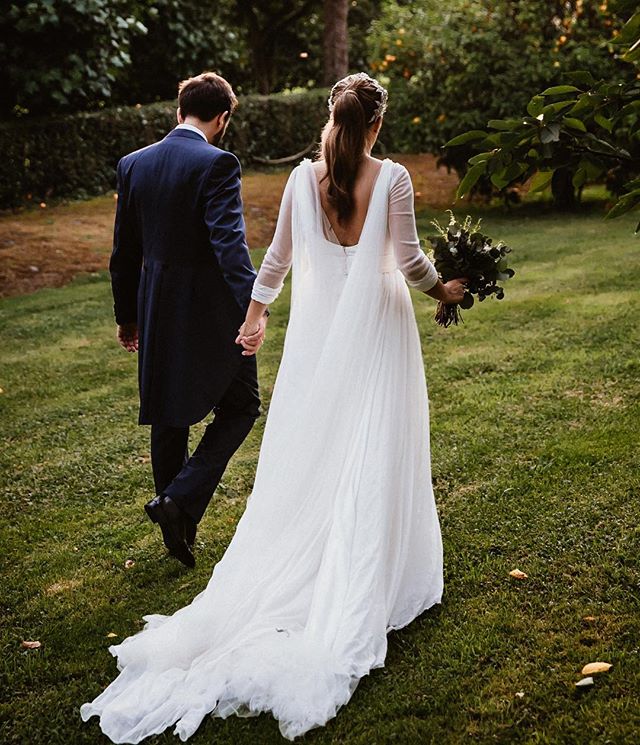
[1,202,639,745]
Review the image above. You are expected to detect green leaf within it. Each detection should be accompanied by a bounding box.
[563,117,587,132]
[468,151,495,165]
[621,177,640,192]
[563,70,596,87]
[605,190,640,220]
[444,130,487,147]
[584,134,629,158]
[456,163,486,199]
[593,113,613,133]
[541,85,581,96]
[579,156,605,180]
[529,170,554,193]
[570,94,603,115]
[613,11,640,46]
[487,119,520,131]
[572,168,587,188]
[527,96,545,117]
[542,100,576,117]
[490,164,526,190]
[623,42,640,63]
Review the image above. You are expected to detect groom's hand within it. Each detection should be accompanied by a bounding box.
[117,322,139,352]
[235,316,267,356]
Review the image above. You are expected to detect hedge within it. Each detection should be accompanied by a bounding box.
[0,89,331,209]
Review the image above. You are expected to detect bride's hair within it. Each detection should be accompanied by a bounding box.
[319,73,388,224]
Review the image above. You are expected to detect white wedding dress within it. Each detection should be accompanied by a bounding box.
[81,157,443,742]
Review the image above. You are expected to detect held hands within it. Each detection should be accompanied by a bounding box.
[235,314,268,356]
[117,323,139,352]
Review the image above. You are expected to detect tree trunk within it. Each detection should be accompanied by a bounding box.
[323,0,349,86]
[551,167,577,210]
[246,29,275,94]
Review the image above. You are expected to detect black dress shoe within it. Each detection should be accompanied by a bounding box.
[185,517,197,549]
[145,495,195,569]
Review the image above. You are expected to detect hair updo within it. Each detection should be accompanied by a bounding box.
[319,72,389,224]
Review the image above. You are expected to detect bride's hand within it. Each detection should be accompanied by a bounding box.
[425,277,469,305]
[442,278,468,304]
[235,316,267,356]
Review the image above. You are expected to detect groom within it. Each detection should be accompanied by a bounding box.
[110,72,267,568]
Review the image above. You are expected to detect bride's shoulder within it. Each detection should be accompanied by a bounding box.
[379,159,412,192]
[289,158,318,179]
[369,156,410,182]
[384,157,410,176]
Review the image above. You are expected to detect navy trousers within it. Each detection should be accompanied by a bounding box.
[150,357,260,523]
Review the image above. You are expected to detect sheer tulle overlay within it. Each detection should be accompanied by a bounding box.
[81,158,443,742]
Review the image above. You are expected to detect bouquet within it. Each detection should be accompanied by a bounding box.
[426,211,515,327]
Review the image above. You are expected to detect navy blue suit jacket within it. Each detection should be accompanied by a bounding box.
[110,128,257,427]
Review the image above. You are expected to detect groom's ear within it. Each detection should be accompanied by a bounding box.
[176,107,184,124]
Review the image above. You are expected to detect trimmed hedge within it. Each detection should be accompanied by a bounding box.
[0,89,330,208]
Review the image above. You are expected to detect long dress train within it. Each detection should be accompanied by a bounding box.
[81,157,443,742]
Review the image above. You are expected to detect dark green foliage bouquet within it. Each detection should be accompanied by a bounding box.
[427,211,515,328]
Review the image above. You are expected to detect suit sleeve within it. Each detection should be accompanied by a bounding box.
[110,158,143,324]
[203,151,257,312]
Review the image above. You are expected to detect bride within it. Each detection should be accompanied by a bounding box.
[81,72,467,742]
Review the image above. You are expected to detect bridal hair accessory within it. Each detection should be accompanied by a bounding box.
[328,72,388,123]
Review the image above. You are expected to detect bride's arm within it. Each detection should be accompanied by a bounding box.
[236,169,297,354]
[251,170,296,304]
[389,164,465,304]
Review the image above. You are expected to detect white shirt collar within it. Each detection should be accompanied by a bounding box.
[174,123,208,142]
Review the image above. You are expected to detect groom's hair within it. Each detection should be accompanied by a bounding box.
[178,73,238,122]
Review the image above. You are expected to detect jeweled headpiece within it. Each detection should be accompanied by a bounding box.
[327,72,389,124]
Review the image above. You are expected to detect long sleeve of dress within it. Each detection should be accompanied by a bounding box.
[388,163,439,292]
[251,171,296,304]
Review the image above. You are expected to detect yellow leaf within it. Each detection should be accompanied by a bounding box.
[582,616,597,622]
[509,568,528,580]
[106,632,117,638]
[21,640,41,649]
[581,662,612,675]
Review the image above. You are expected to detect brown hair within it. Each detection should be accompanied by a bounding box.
[178,72,238,122]
[320,73,388,224]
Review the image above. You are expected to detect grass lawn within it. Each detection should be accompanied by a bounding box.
[1,199,639,744]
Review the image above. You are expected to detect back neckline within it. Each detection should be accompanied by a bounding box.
[304,158,390,249]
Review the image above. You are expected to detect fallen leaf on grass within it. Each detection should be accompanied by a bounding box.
[515,691,525,698]
[21,640,41,650]
[582,662,612,675]
[0,387,4,394]
[509,569,528,580]
[106,632,117,638]
[575,676,594,688]
[582,616,597,622]
[124,559,135,569]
